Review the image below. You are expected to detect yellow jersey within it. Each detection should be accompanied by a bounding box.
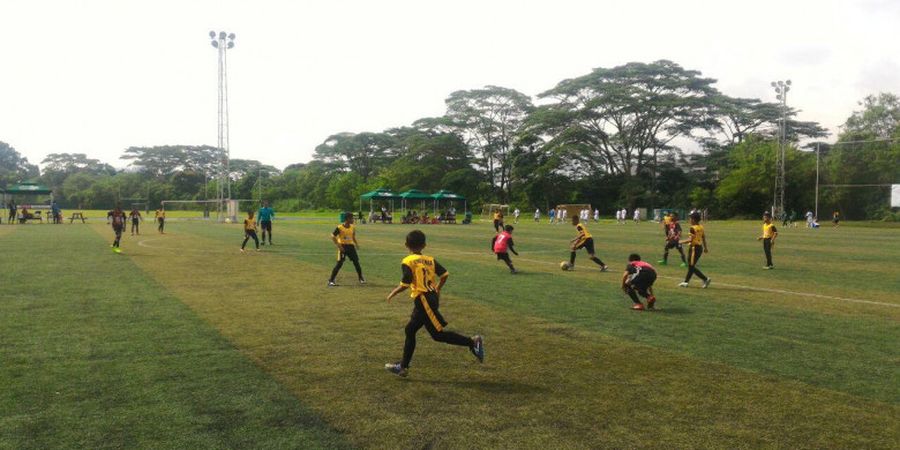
[762,223,777,239]
[155,210,165,219]
[664,214,672,225]
[689,224,705,246]
[493,211,502,221]
[400,254,448,298]
[575,223,592,242]
[244,218,257,232]
[333,223,355,245]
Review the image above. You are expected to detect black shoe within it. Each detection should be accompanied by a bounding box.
[384,362,408,377]
[470,335,484,363]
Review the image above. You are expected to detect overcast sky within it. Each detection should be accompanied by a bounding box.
[1,0,898,171]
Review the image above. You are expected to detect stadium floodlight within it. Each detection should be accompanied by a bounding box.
[210,30,237,222]
[771,79,791,217]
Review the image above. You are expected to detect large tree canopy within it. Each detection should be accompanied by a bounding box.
[0,141,39,187]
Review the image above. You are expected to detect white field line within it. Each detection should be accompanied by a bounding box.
[136,235,899,309]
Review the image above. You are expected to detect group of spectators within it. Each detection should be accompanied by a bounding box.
[4,201,63,224]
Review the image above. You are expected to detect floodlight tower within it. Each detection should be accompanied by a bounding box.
[770,79,791,217]
[210,30,236,219]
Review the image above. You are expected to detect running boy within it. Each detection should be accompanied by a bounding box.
[109,205,127,253]
[491,224,519,274]
[622,254,657,311]
[757,211,778,269]
[658,212,687,266]
[241,210,260,252]
[328,213,365,286]
[257,200,275,245]
[679,212,710,288]
[129,207,142,235]
[384,230,484,377]
[569,216,608,271]
[493,209,504,232]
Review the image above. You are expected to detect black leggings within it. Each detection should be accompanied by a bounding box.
[242,230,259,249]
[663,240,686,263]
[131,219,140,234]
[684,245,708,282]
[157,218,165,232]
[763,238,773,267]
[402,295,473,368]
[330,245,363,281]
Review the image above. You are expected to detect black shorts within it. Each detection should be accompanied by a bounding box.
[338,244,359,262]
[665,240,682,250]
[131,218,139,225]
[261,220,272,232]
[493,219,503,228]
[630,270,657,291]
[575,237,595,254]
[411,291,447,332]
[496,252,511,263]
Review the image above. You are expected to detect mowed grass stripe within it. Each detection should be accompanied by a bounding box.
[230,222,900,403]
[125,223,898,448]
[0,224,350,449]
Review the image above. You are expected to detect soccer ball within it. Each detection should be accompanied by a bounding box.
[560,261,571,271]
[224,218,232,224]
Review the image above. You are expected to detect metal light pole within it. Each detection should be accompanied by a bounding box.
[770,79,791,217]
[210,30,236,221]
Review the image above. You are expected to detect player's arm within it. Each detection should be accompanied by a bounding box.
[491,235,498,252]
[435,261,449,294]
[621,270,630,290]
[771,226,777,246]
[702,232,709,253]
[352,230,359,249]
[508,238,518,256]
[387,263,413,302]
[331,229,342,250]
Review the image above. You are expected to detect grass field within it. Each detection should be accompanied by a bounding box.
[1,218,898,449]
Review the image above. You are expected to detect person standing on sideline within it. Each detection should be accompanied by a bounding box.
[129,207,143,235]
[257,200,275,245]
[758,212,778,269]
[241,210,260,252]
[548,207,555,224]
[805,210,814,228]
[328,213,365,286]
[633,208,640,223]
[593,208,600,222]
[7,202,16,225]
[534,208,540,222]
[513,207,520,224]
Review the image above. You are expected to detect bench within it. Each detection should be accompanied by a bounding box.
[69,212,86,223]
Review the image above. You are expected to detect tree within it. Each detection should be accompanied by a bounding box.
[531,60,719,184]
[0,141,39,187]
[313,132,398,181]
[121,145,224,179]
[711,95,828,145]
[438,86,534,200]
[842,92,900,140]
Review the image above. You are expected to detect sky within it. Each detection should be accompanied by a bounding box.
[1,0,898,171]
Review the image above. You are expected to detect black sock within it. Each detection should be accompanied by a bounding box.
[590,256,605,266]
[569,252,576,265]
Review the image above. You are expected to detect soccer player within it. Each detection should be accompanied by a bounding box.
[568,216,608,271]
[384,230,484,377]
[622,254,657,311]
[155,207,166,234]
[593,208,599,222]
[241,210,260,252]
[109,205,127,253]
[758,212,778,269]
[548,207,555,224]
[513,207,520,224]
[534,208,540,222]
[659,212,687,266]
[633,209,640,223]
[493,209,504,232]
[832,210,840,227]
[129,207,142,235]
[679,212,710,288]
[492,224,519,274]
[257,200,275,245]
[328,213,365,286]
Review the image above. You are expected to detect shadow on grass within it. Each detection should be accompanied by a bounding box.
[405,378,546,395]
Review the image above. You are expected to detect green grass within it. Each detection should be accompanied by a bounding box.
[1,219,898,448]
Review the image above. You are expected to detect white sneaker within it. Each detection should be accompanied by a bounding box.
[678,282,689,288]
[702,279,711,289]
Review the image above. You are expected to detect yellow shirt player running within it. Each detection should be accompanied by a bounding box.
[155,207,166,234]
[493,210,504,232]
[240,210,260,252]
[757,211,778,269]
[384,230,484,377]
[567,216,608,271]
[328,213,364,286]
[679,211,710,288]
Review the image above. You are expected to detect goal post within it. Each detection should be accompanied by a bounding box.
[480,204,510,220]
[553,204,592,221]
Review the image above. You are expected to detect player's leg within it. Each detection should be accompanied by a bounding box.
[346,246,364,282]
[660,241,670,264]
[250,230,259,249]
[763,238,773,268]
[676,244,687,264]
[328,251,346,284]
[585,239,607,270]
[400,313,426,369]
[241,232,250,250]
[265,221,272,244]
[499,253,515,272]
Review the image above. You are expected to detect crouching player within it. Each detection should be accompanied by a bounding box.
[385,230,484,377]
[622,254,657,311]
[491,225,519,274]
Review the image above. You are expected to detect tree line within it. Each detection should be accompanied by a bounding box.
[1,60,898,220]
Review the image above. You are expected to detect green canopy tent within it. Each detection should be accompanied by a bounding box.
[359,188,399,215]
[431,190,466,222]
[398,189,431,213]
[4,182,53,204]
